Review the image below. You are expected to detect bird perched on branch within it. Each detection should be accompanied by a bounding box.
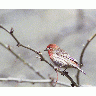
[44,44,86,75]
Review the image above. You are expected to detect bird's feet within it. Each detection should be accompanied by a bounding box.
[61,68,68,76]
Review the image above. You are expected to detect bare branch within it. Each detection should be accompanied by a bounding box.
[0,25,79,87]
[0,42,45,79]
[0,77,51,83]
[76,33,96,85]
[0,77,70,87]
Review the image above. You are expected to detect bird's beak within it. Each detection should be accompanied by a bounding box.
[44,48,48,51]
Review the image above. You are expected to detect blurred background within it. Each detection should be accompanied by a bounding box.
[0,9,96,87]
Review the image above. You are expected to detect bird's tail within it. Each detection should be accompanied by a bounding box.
[77,67,86,75]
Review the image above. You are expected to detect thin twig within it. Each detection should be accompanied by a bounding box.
[0,25,79,87]
[0,77,51,83]
[0,77,70,87]
[76,34,96,85]
[0,42,45,79]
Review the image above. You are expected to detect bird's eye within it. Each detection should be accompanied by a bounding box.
[49,47,50,49]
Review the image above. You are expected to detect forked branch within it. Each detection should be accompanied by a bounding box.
[0,25,79,87]
[76,33,96,85]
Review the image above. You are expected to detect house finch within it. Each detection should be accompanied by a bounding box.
[44,44,86,75]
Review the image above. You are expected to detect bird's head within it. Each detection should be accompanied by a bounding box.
[44,44,59,56]
[44,44,59,51]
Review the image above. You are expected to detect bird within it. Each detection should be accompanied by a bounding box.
[44,44,86,75]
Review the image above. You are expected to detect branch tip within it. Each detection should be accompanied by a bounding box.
[10,27,14,34]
